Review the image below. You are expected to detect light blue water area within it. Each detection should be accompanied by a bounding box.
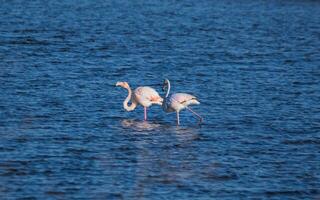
[0,0,319,199]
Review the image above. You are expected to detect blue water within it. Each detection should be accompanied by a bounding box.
[1,0,320,199]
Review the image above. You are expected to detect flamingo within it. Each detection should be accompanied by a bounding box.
[116,81,163,121]
[162,79,203,125]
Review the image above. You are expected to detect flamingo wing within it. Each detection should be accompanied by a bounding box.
[170,93,199,106]
[134,86,163,104]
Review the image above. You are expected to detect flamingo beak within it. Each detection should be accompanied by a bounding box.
[116,82,121,87]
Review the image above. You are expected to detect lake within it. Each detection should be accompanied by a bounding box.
[0,0,319,199]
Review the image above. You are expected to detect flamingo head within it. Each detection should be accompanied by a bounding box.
[162,79,170,91]
[116,81,129,89]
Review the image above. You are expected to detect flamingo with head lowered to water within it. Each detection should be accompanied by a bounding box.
[162,79,203,125]
[116,81,163,121]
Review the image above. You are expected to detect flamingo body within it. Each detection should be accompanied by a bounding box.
[166,93,200,112]
[134,86,163,107]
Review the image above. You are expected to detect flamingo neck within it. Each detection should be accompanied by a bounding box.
[162,80,171,111]
[165,80,171,98]
[123,85,137,111]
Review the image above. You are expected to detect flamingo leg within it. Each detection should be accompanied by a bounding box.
[176,111,180,126]
[144,107,147,121]
[186,107,203,124]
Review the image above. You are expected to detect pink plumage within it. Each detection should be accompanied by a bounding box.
[134,86,163,107]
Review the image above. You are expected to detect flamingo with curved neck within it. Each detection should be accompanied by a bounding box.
[116,81,163,121]
[162,79,202,125]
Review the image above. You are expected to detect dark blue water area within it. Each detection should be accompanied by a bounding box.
[0,0,320,199]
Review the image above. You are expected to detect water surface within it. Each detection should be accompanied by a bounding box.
[0,0,320,199]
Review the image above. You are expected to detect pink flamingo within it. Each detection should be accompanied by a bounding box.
[116,81,163,121]
[162,79,203,125]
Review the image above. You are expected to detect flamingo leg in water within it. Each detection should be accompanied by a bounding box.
[176,111,180,126]
[186,107,203,124]
[144,107,147,121]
